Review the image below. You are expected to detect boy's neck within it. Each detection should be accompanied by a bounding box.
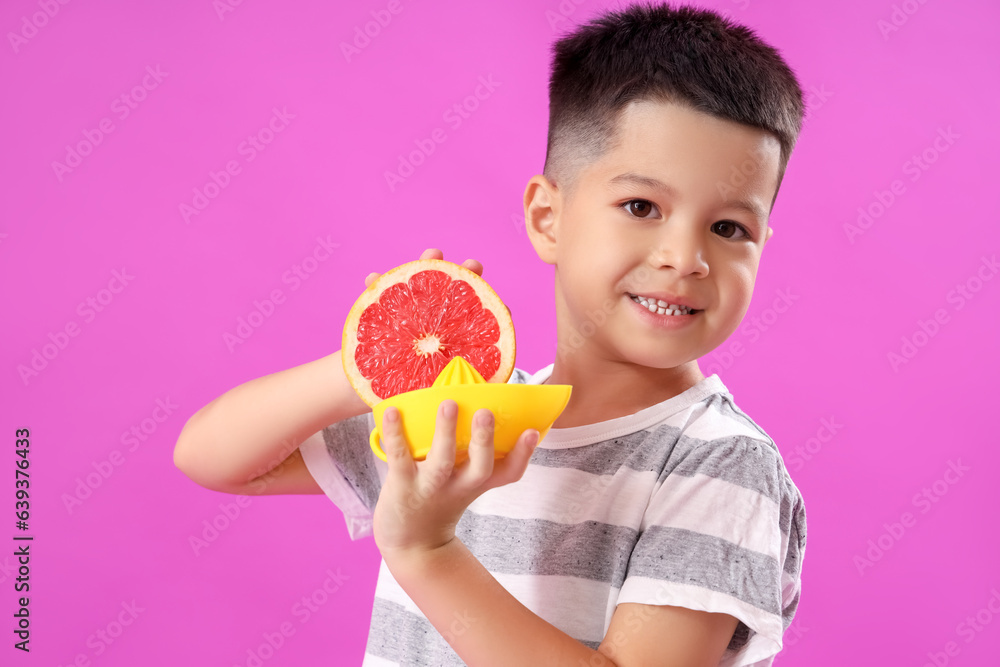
[542,359,706,429]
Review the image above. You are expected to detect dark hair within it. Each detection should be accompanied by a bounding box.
[543,1,805,210]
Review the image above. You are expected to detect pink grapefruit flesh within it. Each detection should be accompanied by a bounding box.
[342,258,516,408]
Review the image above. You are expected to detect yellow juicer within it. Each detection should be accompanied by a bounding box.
[369,355,572,462]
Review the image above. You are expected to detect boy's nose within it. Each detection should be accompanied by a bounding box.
[650,227,709,276]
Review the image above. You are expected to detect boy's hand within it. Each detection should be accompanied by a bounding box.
[372,399,539,558]
[365,247,483,287]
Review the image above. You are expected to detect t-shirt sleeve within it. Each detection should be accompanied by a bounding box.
[298,411,387,541]
[616,434,807,667]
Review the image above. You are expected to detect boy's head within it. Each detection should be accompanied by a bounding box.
[525,2,805,380]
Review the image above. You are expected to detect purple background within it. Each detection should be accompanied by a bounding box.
[2,0,999,665]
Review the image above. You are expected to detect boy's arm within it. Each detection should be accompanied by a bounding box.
[374,406,741,666]
[173,348,370,495]
[388,540,739,667]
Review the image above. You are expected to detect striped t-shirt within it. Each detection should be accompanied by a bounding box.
[299,364,807,667]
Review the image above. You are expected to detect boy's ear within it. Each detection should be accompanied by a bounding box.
[523,174,560,265]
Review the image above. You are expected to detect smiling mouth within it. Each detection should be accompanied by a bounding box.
[627,293,701,316]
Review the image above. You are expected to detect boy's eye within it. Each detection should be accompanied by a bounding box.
[712,221,751,240]
[620,199,753,241]
[621,199,659,218]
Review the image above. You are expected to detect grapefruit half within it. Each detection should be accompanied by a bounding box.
[342,258,516,408]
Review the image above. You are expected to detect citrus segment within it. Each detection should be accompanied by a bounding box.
[342,258,516,408]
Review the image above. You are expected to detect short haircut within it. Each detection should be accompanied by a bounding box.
[543,1,806,210]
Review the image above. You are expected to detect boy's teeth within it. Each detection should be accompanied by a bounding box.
[629,293,693,315]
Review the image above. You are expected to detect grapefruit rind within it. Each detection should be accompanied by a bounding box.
[342,258,516,408]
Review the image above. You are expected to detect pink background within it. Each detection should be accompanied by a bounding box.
[2,0,998,665]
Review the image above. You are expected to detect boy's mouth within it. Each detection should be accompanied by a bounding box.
[627,293,701,316]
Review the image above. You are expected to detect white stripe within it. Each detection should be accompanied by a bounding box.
[684,408,767,442]
[617,576,782,665]
[781,570,800,607]
[643,472,781,560]
[537,376,730,448]
[467,463,658,527]
[298,430,374,540]
[492,572,613,643]
[373,561,613,644]
[361,653,399,666]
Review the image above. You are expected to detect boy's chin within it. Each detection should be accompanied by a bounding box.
[615,344,705,371]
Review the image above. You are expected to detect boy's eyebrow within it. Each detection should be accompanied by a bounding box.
[607,172,767,222]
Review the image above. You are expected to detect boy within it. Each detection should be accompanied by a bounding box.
[174,2,808,665]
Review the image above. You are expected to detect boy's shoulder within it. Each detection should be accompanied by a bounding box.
[508,362,769,447]
[511,363,801,500]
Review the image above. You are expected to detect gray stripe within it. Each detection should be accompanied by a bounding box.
[532,412,785,504]
[457,513,637,588]
[670,432,808,578]
[664,431,805,558]
[784,493,807,576]
[507,367,530,384]
[728,620,752,652]
[627,525,781,615]
[321,413,382,512]
[533,425,802,548]
[530,427,679,476]
[713,394,810,576]
[457,512,786,618]
[368,597,602,664]
[664,432,781,494]
[367,598,464,666]
[367,517,787,661]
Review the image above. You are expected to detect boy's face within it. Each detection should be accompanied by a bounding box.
[525,99,781,375]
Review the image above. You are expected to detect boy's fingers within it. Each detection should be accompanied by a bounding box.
[366,248,441,286]
[461,259,483,276]
[382,407,416,478]
[463,409,495,487]
[425,400,457,482]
